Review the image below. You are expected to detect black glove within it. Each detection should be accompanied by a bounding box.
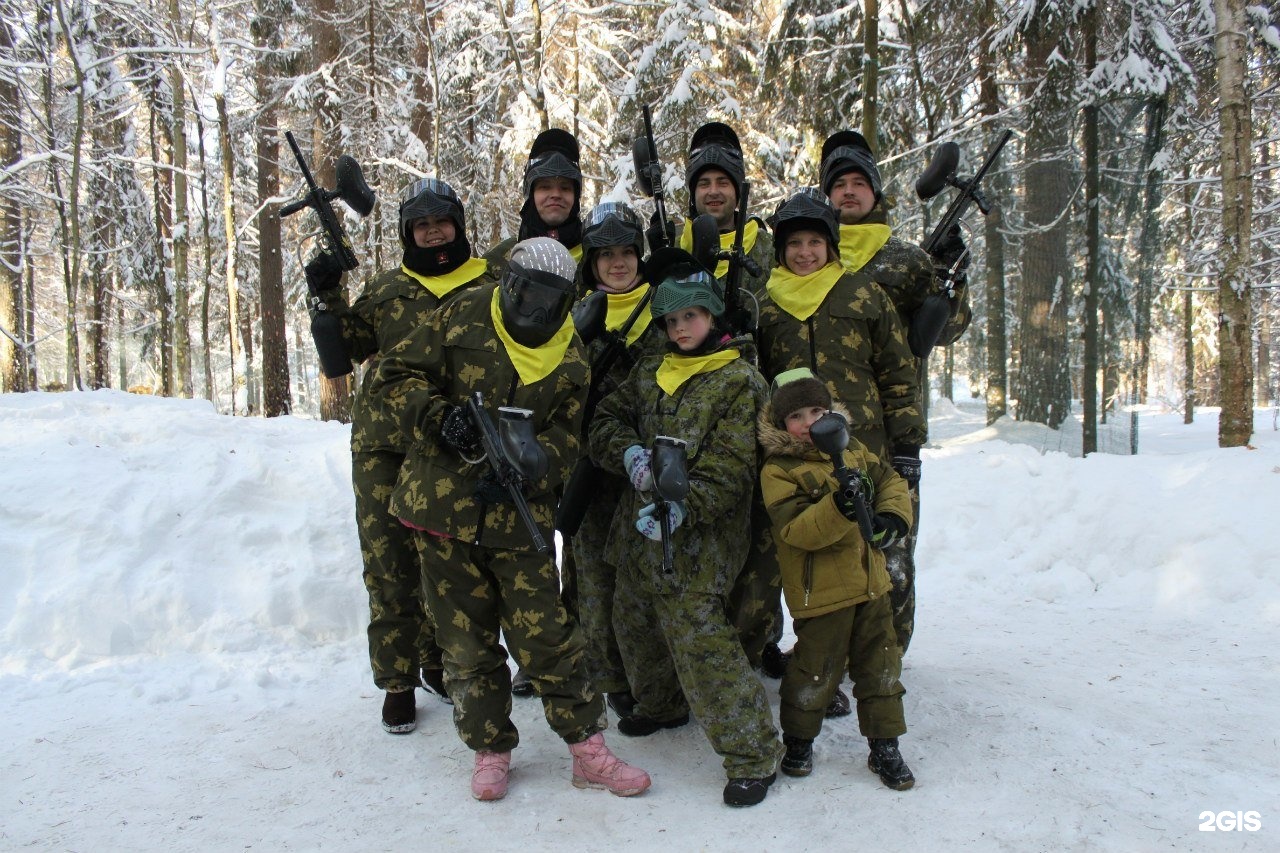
[892,446,922,489]
[439,404,481,456]
[832,468,871,522]
[646,210,677,251]
[870,513,909,550]
[931,224,969,287]
[474,472,515,505]
[304,250,344,295]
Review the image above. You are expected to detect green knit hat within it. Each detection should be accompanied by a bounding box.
[770,367,832,427]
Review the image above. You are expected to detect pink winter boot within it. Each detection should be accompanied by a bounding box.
[568,732,651,797]
[471,750,512,801]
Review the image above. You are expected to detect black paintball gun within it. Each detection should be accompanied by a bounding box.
[717,181,762,337]
[651,435,690,574]
[632,105,674,250]
[467,391,551,554]
[915,128,1013,280]
[808,412,874,543]
[279,130,376,378]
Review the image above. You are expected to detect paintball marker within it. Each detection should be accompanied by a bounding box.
[651,435,690,574]
[915,128,1013,276]
[633,105,674,250]
[716,181,762,337]
[280,130,376,378]
[467,392,551,554]
[808,412,874,544]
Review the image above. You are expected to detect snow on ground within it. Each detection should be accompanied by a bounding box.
[1,390,1277,851]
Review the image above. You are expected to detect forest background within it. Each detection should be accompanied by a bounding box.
[1,0,1277,450]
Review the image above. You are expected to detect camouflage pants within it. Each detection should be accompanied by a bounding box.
[614,559,783,780]
[884,483,921,654]
[569,472,629,693]
[416,533,605,753]
[727,488,784,667]
[781,596,905,741]
[352,450,439,691]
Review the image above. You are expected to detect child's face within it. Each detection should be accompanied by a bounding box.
[784,405,828,442]
[783,229,831,276]
[663,306,713,352]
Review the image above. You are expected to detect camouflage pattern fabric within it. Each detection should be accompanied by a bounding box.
[754,268,923,461]
[417,533,605,752]
[884,484,920,652]
[354,449,439,690]
[782,598,906,741]
[727,485,783,669]
[613,561,783,780]
[369,281,588,550]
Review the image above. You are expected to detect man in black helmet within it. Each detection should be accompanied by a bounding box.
[370,237,651,802]
[818,129,973,655]
[484,129,586,276]
[676,122,773,296]
[303,176,494,733]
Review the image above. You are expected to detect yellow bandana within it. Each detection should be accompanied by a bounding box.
[401,257,488,299]
[489,288,575,386]
[568,244,584,263]
[837,223,891,274]
[605,284,654,347]
[655,348,740,396]
[678,219,759,279]
[765,261,846,322]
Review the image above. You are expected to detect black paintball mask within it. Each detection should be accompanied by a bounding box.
[581,201,646,292]
[819,130,883,204]
[499,237,579,348]
[686,122,746,218]
[399,177,471,276]
[518,129,583,247]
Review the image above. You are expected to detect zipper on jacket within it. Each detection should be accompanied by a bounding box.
[803,551,813,606]
[806,317,817,373]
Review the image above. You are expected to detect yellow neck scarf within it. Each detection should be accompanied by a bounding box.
[765,261,846,322]
[489,288,575,386]
[605,284,654,347]
[655,348,740,396]
[401,257,488,299]
[837,223,892,274]
[678,219,759,279]
[568,243,584,263]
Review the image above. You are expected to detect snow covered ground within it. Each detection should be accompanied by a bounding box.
[1,389,1277,851]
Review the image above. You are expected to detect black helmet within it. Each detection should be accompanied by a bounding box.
[819,130,882,202]
[398,177,465,248]
[686,122,746,217]
[499,237,579,348]
[768,188,840,265]
[647,247,724,318]
[522,128,582,198]
[581,202,646,290]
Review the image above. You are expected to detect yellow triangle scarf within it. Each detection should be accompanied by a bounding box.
[605,284,654,347]
[489,288,575,386]
[401,257,489,299]
[765,261,846,322]
[655,348,740,396]
[568,243,584,263]
[678,219,759,279]
[837,223,892,274]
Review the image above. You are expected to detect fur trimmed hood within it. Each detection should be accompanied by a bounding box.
[757,401,853,460]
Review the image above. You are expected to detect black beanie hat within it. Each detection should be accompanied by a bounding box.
[770,367,832,427]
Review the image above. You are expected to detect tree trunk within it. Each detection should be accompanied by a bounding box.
[54,0,86,390]
[170,0,192,398]
[1134,99,1167,405]
[979,0,1007,426]
[1015,9,1074,429]
[1082,7,1099,456]
[1215,0,1254,446]
[1256,142,1273,405]
[151,105,174,395]
[255,3,290,417]
[1182,166,1195,424]
[212,29,246,414]
[0,15,24,392]
[861,0,879,147]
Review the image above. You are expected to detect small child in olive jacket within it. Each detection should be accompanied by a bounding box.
[758,367,917,789]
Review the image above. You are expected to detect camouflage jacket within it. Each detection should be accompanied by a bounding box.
[588,336,768,595]
[757,402,912,619]
[368,281,588,551]
[579,294,670,423]
[755,268,924,459]
[316,265,492,453]
[857,208,971,348]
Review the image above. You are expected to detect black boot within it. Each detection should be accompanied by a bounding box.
[606,690,638,718]
[760,642,791,679]
[381,689,417,734]
[420,667,453,705]
[511,667,534,697]
[616,711,690,737]
[780,735,813,777]
[824,687,851,718]
[723,772,776,807]
[867,737,915,790]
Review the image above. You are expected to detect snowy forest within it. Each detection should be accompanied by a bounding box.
[0,0,1277,447]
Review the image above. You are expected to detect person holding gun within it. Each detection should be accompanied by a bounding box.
[819,130,971,654]
[369,237,649,803]
[588,248,782,808]
[303,177,492,734]
[757,368,915,789]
